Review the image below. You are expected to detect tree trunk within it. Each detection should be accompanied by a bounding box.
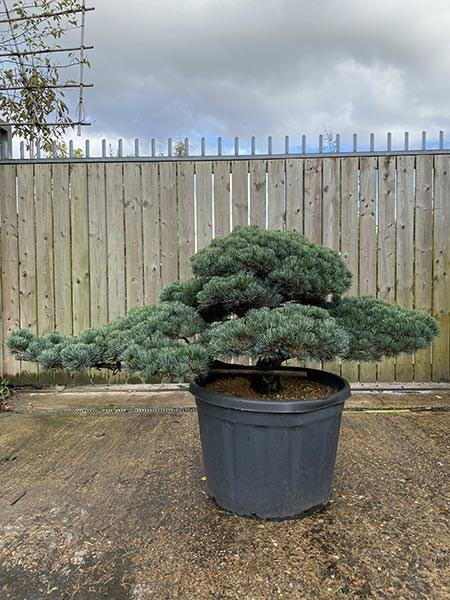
[250,357,284,395]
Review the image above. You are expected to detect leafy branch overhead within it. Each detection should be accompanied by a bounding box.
[0,0,91,148]
[7,226,439,380]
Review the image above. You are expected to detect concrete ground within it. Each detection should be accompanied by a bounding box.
[0,389,448,599]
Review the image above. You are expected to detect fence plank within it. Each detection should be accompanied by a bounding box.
[159,162,178,288]
[17,164,37,383]
[304,158,322,243]
[52,164,73,384]
[432,155,450,381]
[214,161,231,236]
[34,165,55,383]
[358,157,378,382]
[322,157,341,375]
[35,165,54,335]
[267,160,285,230]
[123,162,144,308]
[105,163,126,384]
[196,162,213,249]
[52,165,72,334]
[414,155,433,381]
[304,158,322,369]
[87,163,107,327]
[377,156,396,382]
[70,164,90,336]
[231,160,249,228]
[0,164,20,379]
[69,164,90,383]
[177,161,195,279]
[286,159,303,233]
[395,156,415,381]
[105,163,126,319]
[340,157,359,382]
[142,163,160,304]
[249,160,266,228]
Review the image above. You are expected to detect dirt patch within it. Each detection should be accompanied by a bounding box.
[0,406,448,599]
[205,375,334,401]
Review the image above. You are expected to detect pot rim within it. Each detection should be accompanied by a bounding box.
[190,365,351,414]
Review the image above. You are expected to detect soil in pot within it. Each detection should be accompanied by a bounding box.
[204,375,334,401]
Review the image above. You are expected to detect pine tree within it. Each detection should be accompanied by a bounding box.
[7,227,438,389]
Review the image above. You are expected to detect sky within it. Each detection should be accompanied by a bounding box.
[71,0,450,153]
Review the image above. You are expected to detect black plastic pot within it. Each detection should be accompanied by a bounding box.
[190,364,351,519]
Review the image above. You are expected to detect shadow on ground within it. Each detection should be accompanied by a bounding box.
[0,397,448,599]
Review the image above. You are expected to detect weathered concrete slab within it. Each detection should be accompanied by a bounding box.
[0,408,448,599]
[9,388,450,414]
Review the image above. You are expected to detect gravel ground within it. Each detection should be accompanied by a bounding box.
[0,398,448,599]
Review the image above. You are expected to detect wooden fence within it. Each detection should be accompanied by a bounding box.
[0,154,449,383]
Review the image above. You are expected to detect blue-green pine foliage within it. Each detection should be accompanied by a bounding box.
[7,226,438,380]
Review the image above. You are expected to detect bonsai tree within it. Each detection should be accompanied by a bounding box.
[7,226,438,392]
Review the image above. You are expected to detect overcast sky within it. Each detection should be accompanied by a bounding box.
[79,0,450,153]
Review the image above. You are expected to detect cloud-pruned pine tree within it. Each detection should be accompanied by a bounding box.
[7,226,438,385]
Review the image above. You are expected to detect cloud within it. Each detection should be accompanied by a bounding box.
[77,0,450,151]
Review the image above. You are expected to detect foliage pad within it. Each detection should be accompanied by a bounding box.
[8,226,438,380]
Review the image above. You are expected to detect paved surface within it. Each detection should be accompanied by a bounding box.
[0,394,449,599]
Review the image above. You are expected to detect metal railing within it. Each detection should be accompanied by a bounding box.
[1,130,449,162]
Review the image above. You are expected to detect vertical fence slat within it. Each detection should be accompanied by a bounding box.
[395,155,415,381]
[34,165,55,383]
[414,155,433,381]
[196,162,213,249]
[304,158,322,244]
[231,160,249,228]
[340,157,359,382]
[142,162,161,304]
[285,159,303,233]
[214,161,231,237]
[249,160,266,228]
[322,157,341,375]
[105,163,126,318]
[105,163,126,383]
[377,156,396,382]
[70,162,90,384]
[231,159,251,365]
[87,163,108,327]
[159,162,178,288]
[267,160,285,230]
[304,157,322,369]
[17,164,37,382]
[70,162,90,380]
[35,165,54,335]
[52,167,72,326]
[52,164,73,384]
[177,161,195,279]
[359,157,378,382]
[123,163,144,308]
[432,155,450,381]
[0,165,20,379]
